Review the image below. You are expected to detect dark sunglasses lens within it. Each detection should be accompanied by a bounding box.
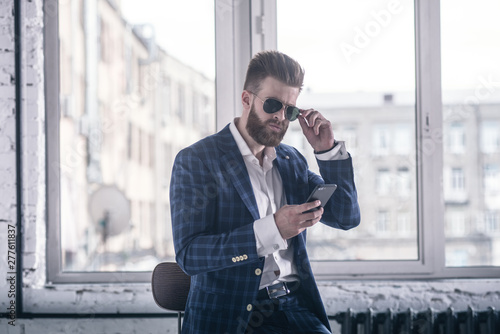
[286,107,300,121]
[263,98,283,114]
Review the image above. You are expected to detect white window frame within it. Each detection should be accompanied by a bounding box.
[44,0,500,292]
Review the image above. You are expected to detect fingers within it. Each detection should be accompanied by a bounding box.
[300,109,329,135]
[274,203,323,240]
[301,200,321,212]
[300,205,323,222]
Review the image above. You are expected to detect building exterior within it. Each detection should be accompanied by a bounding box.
[286,91,500,266]
[58,0,215,272]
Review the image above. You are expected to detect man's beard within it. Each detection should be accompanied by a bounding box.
[246,103,288,147]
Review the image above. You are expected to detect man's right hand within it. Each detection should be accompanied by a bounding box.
[274,201,323,240]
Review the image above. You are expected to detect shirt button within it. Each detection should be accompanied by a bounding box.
[273,244,279,250]
[247,304,253,312]
[255,268,262,276]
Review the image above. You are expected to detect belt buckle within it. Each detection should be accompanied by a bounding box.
[265,282,290,299]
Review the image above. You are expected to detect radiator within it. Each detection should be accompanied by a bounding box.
[332,307,499,334]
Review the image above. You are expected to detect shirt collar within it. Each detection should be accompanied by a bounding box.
[229,119,277,162]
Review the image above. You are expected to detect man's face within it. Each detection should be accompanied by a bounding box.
[245,77,300,147]
[246,102,288,147]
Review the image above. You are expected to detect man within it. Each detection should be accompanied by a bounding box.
[170,50,360,333]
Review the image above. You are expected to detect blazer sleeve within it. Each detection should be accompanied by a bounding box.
[170,147,260,276]
[313,155,361,230]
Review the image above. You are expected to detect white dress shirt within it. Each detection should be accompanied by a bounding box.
[229,120,348,289]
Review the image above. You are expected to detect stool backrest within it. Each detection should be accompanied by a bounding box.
[151,262,190,312]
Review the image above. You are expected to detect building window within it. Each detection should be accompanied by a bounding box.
[373,126,392,156]
[484,211,499,234]
[446,211,467,237]
[376,168,391,195]
[396,167,411,197]
[481,121,500,154]
[376,210,390,234]
[451,168,465,191]
[445,122,466,154]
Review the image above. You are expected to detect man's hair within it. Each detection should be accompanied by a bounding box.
[243,50,305,94]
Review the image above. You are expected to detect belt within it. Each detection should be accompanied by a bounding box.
[257,282,295,300]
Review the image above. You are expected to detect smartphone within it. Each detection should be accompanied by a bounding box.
[303,184,337,213]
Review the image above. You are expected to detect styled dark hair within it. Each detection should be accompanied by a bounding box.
[243,50,305,94]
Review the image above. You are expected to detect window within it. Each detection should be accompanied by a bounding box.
[484,211,499,234]
[445,122,466,154]
[278,0,420,272]
[396,167,411,197]
[46,0,500,286]
[376,168,391,195]
[48,0,216,282]
[276,0,500,278]
[441,0,500,268]
[373,125,392,156]
[481,121,500,154]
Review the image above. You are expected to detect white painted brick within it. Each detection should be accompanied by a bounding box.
[0,112,16,138]
[24,66,39,85]
[0,52,15,66]
[0,35,12,47]
[22,252,38,269]
[0,85,15,99]
[0,133,14,153]
[0,70,12,85]
[0,317,179,334]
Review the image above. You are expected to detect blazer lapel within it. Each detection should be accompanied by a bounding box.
[274,147,297,206]
[218,126,260,221]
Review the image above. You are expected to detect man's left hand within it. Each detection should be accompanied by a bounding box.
[298,109,335,152]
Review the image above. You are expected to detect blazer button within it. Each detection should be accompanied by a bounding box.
[255,268,262,276]
[243,254,248,260]
[239,255,244,261]
[247,304,253,312]
[232,257,237,263]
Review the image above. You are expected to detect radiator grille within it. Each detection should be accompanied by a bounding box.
[332,307,499,334]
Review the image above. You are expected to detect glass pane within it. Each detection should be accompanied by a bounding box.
[441,0,500,267]
[58,0,215,271]
[277,0,417,261]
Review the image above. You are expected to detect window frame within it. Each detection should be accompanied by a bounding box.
[45,0,500,287]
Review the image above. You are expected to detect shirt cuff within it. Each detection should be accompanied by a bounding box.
[315,140,349,161]
[253,214,288,257]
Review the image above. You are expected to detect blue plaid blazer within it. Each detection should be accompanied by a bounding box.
[170,125,360,334]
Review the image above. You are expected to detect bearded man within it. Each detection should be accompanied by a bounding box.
[170,50,360,334]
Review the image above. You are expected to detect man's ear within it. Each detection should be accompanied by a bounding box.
[241,90,252,111]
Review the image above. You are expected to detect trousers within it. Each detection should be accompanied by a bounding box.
[245,287,331,334]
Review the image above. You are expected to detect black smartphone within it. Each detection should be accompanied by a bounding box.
[303,184,337,213]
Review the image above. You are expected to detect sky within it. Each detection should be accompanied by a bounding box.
[120,0,500,94]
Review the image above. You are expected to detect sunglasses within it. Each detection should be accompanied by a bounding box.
[251,93,301,121]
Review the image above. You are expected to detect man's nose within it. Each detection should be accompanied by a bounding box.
[274,107,286,121]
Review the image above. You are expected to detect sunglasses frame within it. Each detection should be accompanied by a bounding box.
[250,92,301,122]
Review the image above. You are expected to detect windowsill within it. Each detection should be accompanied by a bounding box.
[20,278,500,315]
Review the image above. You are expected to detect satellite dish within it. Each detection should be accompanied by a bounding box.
[88,185,131,237]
